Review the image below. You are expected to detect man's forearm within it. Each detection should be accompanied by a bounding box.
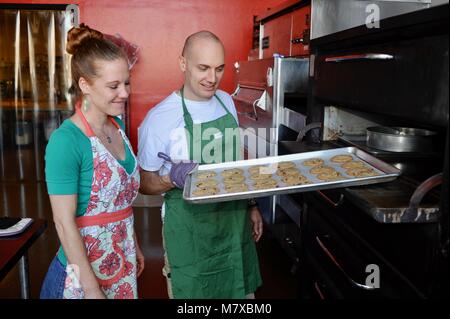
[139,170,174,195]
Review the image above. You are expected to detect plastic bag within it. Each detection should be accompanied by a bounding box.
[104,33,140,70]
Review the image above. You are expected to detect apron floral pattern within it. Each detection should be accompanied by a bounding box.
[63,107,140,299]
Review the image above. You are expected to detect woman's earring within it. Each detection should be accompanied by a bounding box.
[83,97,90,112]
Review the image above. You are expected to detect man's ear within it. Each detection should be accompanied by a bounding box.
[179,56,187,72]
[78,77,90,95]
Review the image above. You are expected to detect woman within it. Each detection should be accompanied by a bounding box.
[40,24,144,299]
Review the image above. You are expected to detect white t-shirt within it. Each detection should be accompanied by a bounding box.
[138,89,239,176]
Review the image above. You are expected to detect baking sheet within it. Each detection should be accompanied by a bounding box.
[183,147,401,204]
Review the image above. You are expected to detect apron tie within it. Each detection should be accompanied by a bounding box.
[76,206,133,228]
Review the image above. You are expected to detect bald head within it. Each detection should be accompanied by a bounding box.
[178,30,226,101]
[181,30,224,58]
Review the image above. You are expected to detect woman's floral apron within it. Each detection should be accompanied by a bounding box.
[63,107,140,299]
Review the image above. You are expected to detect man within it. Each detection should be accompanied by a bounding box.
[138,30,262,299]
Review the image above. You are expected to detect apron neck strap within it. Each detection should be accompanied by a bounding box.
[180,86,231,125]
[180,86,193,127]
[75,101,120,137]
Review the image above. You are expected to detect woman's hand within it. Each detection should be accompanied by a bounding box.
[84,286,106,299]
[135,235,145,277]
[50,194,106,299]
[249,207,263,242]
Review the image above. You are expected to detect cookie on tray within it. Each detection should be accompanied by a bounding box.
[330,154,353,163]
[302,158,324,167]
[282,174,311,186]
[341,161,366,169]
[222,174,246,184]
[310,165,336,175]
[316,171,343,181]
[224,183,249,193]
[249,172,273,181]
[195,179,218,188]
[276,161,296,170]
[193,186,220,196]
[196,171,217,179]
[252,179,278,190]
[346,167,378,177]
[221,168,244,178]
[276,167,301,177]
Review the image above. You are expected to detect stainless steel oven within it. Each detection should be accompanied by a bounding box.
[310,0,448,40]
[277,3,449,298]
[232,56,309,159]
[232,56,309,235]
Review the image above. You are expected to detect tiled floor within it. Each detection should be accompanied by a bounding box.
[0,181,299,299]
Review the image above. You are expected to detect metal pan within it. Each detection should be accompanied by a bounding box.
[183,147,401,204]
[366,126,437,152]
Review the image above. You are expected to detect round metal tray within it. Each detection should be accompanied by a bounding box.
[366,126,437,152]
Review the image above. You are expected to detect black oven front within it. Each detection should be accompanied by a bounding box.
[274,4,450,299]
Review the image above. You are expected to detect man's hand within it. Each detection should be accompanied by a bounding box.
[139,170,174,195]
[249,206,263,242]
[158,152,198,189]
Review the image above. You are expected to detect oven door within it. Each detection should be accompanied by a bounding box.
[232,85,275,159]
[302,189,434,299]
[314,34,449,128]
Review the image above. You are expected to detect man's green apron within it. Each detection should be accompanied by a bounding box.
[163,88,262,298]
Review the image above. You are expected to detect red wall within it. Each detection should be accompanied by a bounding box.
[1,0,286,148]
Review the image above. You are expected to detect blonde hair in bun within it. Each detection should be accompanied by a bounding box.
[66,23,126,97]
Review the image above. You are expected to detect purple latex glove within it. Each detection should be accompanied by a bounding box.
[157,152,198,189]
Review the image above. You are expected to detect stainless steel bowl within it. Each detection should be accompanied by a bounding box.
[366,126,437,152]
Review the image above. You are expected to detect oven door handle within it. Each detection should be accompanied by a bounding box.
[407,172,443,215]
[314,282,325,300]
[315,236,377,290]
[325,53,394,63]
[296,122,322,142]
[316,190,344,207]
